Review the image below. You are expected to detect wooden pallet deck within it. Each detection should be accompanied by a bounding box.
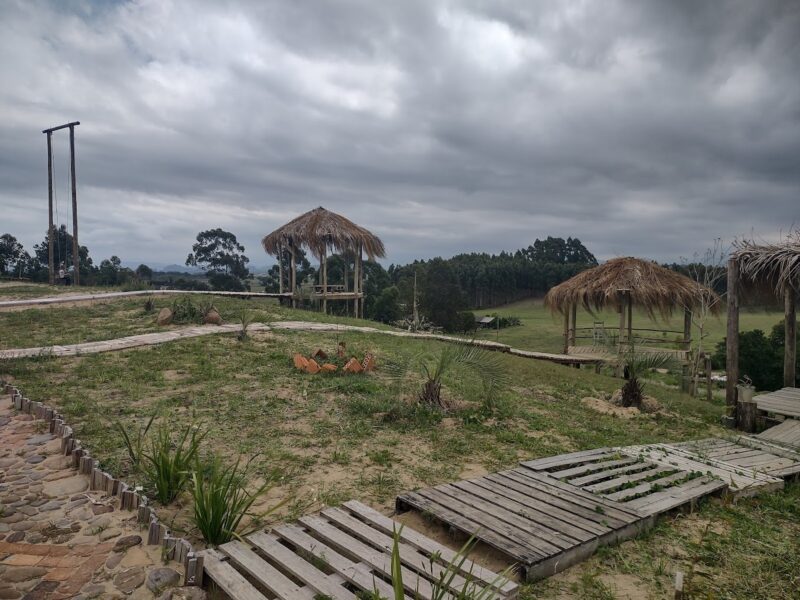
[396,463,651,582]
[753,387,800,419]
[196,500,517,599]
[756,418,800,448]
[670,436,800,479]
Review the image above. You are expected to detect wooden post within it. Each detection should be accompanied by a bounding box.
[785,286,796,387]
[568,302,577,347]
[47,131,54,285]
[738,398,758,433]
[705,354,713,402]
[725,258,740,413]
[69,124,80,285]
[563,308,570,354]
[278,245,283,295]
[321,247,327,314]
[353,246,359,317]
[290,242,296,308]
[626,291,633,347]
[682,308,692,393]
[358,244,364,318]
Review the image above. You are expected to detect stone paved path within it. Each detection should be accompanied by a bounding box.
[0,401,194,599]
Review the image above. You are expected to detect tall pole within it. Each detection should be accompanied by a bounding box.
[69,124,80,285]
[785,286,797,388]
[725,257,740,413]
[46,132,54,285]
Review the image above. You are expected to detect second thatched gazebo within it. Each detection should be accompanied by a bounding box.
[261,207,386,316]
[545,257,720,361]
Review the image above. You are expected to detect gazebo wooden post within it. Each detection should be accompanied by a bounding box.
[358,243,364,318]
[616,292,627,377]
[353,246,360,317]
[569,302,577,348]
[278,244,284,295]
[726,257,740,416]
[682,308,692,393]
[290,242,297,308]
[320,247,328,314]
[563,306,570,354]
[626,291,633,347]
[785,286,797,387]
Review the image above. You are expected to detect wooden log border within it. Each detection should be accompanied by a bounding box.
[1,380,201,587]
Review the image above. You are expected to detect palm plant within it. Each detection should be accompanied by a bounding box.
[237,308,253,342]
[613,344,677,408]
[191,455,285,546]
[114,413,156,473]
[387,345,508,411]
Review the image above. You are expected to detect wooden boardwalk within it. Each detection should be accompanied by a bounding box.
[396,433,800,582]
[196,501,517,599]
[753,387,800,419]
[756,418,800,448]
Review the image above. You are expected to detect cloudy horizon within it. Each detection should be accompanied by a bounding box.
[1,0,798,270]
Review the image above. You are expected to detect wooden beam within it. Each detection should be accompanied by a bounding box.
[626,291,633,347]
[726,257,740,411]
[785,286,797,388]
[563,308,570,354]
[277,245,283,295]
[322,247,327,314]
[290,242,296,308]
[569,303,577,346]
[682,307,693,393]
[69,124,80,286]
[42,121,80,134]
[46,131,54,285]
[358,244,363,318]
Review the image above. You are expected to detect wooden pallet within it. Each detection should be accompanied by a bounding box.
[753,387,800,419]
[620,444,783,496]
[670,437,800,479]
[396,465,650,582]
[521,448,727,516]
[197,500,517,599]
[757,419,800,448]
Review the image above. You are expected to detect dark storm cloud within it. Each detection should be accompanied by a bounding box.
[0,0,798,268]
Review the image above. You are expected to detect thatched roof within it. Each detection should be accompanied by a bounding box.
[544,257,721,318]
[733,231,800,295]
[261,207,386,260]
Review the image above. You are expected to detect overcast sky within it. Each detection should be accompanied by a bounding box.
[1,0,798,269]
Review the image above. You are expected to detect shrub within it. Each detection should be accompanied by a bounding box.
[143,422,206,504]
[115,414,155,473]
[170,296,203,324]
[143,295,156,313]
[191,455,283,546]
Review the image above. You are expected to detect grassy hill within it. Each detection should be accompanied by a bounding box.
[1,289,798,598]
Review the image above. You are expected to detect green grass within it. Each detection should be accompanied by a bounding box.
[474,297,785,354]
[1,294,798,598]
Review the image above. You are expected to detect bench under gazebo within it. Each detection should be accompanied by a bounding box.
[544,257,719,366]
[261,207,385,316]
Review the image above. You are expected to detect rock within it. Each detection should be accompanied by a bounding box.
[0,588,21,599]
[99,527,122,541]
[640,395,662,413]
[91,504,114,516]
[42,475,87,497]
[156,308,173,326]
[105,552,124,570]
[202,309,222,325]
[159,587,206,600]
[25,455,44,464]
[113,566,145,594]
[113,534,142,552]
[6,531,24,542]
[2,566,47,582]
[80,583,107,599]
[146,567,181,595]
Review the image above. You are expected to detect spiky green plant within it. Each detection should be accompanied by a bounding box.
[114,413,156,472]
[386,345,509,411]
[191,455,285,546]
[143,422,206,504]
[613,345,677,408]
[374,525,511,599]
[237,308,253,342]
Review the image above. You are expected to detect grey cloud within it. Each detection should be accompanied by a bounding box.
[0,0,798,268]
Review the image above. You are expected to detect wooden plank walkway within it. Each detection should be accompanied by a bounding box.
[0,323,271,359]
[196,501,517,599]
[756,418,800,448]
[670,436,800,479]
[753,387,800,419]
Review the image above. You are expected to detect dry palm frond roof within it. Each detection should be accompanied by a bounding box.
[261,207,386,260]
[733,231,800,295]
[544,257,721,318]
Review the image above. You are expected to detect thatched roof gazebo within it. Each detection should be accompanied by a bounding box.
[726,233,799,415]
[545,257,720,364]
[261,207,385,315]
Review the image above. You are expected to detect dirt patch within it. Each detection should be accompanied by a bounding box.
[581,396,641,418]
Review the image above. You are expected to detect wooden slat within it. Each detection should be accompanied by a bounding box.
[248,531,356,600]
[297,514,438,599]
[397,491,537,563]
[567,460,659,486]
[582,465,678,494]
[551,457,642,480]
[521,448,615,470]
[603,472,697,502]
[345,501,515,595]
[218,540,312,600]
[624,476,726,515]
[272,523,404,600]
[199,549,267,600]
